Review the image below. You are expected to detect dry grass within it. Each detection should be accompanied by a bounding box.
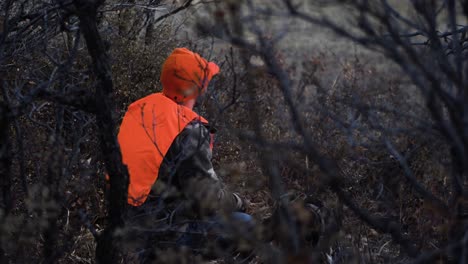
[3,1,456,263]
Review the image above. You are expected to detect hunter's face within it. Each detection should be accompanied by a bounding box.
[194,90,206,108]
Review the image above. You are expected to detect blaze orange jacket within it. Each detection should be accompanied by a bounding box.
[118,92,208,206]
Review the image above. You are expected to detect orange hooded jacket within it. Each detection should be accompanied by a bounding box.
[118,48,219,206]
[118,93,209,206]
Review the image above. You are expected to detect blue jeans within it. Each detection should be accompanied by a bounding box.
[129,210,253,262]
[176,212,254,249]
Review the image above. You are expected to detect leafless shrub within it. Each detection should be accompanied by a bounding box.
[194,0,468,263]
[0,0,194,262]
[3,0,468,263]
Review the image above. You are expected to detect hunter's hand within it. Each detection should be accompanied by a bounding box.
[232,192,247,212]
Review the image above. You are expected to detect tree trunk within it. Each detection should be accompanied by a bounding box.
[75,1,129,262]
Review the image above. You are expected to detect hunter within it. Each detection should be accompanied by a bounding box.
[118,48,251,259]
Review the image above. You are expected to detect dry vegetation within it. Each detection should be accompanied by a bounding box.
[1,0,468,263]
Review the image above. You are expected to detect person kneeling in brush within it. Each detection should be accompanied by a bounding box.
[118,48,252,260]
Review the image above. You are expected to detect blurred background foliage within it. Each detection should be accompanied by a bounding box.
[1,0,468,263]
